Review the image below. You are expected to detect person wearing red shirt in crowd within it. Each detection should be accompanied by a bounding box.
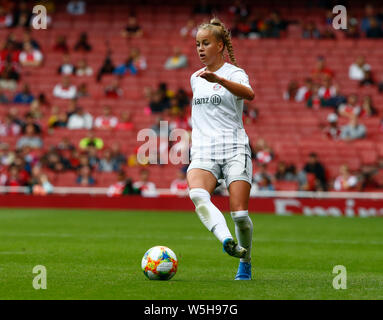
[94,106,118,130]
[104,79,123,98]
[333,164,358,191]
[115,111,134,131]
[53,35,69,53]
[311,56,334,83]
[170,167,189,196]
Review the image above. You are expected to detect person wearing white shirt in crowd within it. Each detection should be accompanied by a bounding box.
[53,77,77,99]
[19,42,43,67]
[133,169,157,197]
[165,47,188,70]
[67,107,93,130]
[170,167,189,196]
[58,54,75,75]
[295,78,313,102]
[334,164,358,191]
[349,56,371,81]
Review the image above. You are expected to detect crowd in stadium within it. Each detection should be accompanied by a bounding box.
[1,0,383,195]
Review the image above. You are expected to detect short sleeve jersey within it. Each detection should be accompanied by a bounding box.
[190,62,252,160]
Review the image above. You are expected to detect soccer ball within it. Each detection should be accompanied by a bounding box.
[141,246,178,280]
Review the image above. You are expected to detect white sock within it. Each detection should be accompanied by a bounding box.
[231,210,253,263]
[189,188,233,243]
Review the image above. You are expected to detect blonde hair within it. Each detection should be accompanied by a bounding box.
[197,17,238,67]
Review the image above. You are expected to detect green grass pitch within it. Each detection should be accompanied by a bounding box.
[0,208,382,300]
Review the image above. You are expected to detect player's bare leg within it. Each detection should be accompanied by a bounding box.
[187,169,246,258]
[229,180,253,280]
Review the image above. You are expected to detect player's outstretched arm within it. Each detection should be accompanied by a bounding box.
[196,70,254,101]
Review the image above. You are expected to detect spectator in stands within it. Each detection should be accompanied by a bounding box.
[170,166,189,196]
[107,171,140,197]
[149,90,170,113]
[11,1,32,28]
[74,32,92,52]
[104,79,123,98]
[253,164,275,191]
[0,6,13,28]
[243,103,258,124]
[114,48,147,76]
[247,13,263,39]
[97,51,115,82]
[334,164,358,191]
[0,114,21,136]
[302,21,320,39]
[79,130,103,150]
[366,17,383,38]
[180,18,197,38]
[262,11,288,38]
[358,163,380,191]
[323,113,341,140]
[231,16,251,38]
[32,93,50,109]
[21,112,41,134]
[361,4,378,33]
[344,18,360,38]
[306,83,325,109]
[349,56,371,81]
[283,80,299,101]
[19,42,43,67]
[274,161,297,181]
[53,76,77,99]
[76,165,95,186]
[360,95,378,118]
[360,69,375,86]
[303,152,327,191]
[53,35,69,53]
[16,124,43,149]
[22,30,41,50]
[318,76,337,101]
[252,138,274,164]
[75,58,93,76]
[164,47,188,70]
[86,146,100,169]
[48,106,68,128]
[0,61,20,91]
[340,115,367,141]
[13,83,34,104]
[338,94,360,119]
[67,0,86,15]
[109,142,126,171]
[98,149,116,172]
[133,168,157,197]
[312,56,334,82]
[5,164,23,187]
[0,87,9,103]
[121,15,143,38]
[67,107,93,130]
[29,165,53,195]
[94,106,118,130]
[229,0,250,18]
[76,82,89,98]
[115,111,134,131]
[58,54,75,75]
[295,78,314,102]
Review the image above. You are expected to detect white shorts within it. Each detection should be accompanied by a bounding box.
[187,153,253,187]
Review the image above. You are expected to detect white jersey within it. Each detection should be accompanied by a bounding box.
[190,62,252,161]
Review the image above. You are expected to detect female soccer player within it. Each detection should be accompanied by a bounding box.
[187,18,255,280]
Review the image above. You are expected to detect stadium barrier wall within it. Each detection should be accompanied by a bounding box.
[1,188,383,217]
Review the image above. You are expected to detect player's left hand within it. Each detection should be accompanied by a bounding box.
[196,70,222,83]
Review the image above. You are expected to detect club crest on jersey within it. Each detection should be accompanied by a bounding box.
[213,83,222,91]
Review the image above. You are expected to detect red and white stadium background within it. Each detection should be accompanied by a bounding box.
[1,188,382,217]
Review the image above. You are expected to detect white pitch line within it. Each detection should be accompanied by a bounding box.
[2,232,383,246]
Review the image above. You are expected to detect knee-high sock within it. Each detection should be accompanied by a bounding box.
[231,210,253,262]
[189,188,232,243]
